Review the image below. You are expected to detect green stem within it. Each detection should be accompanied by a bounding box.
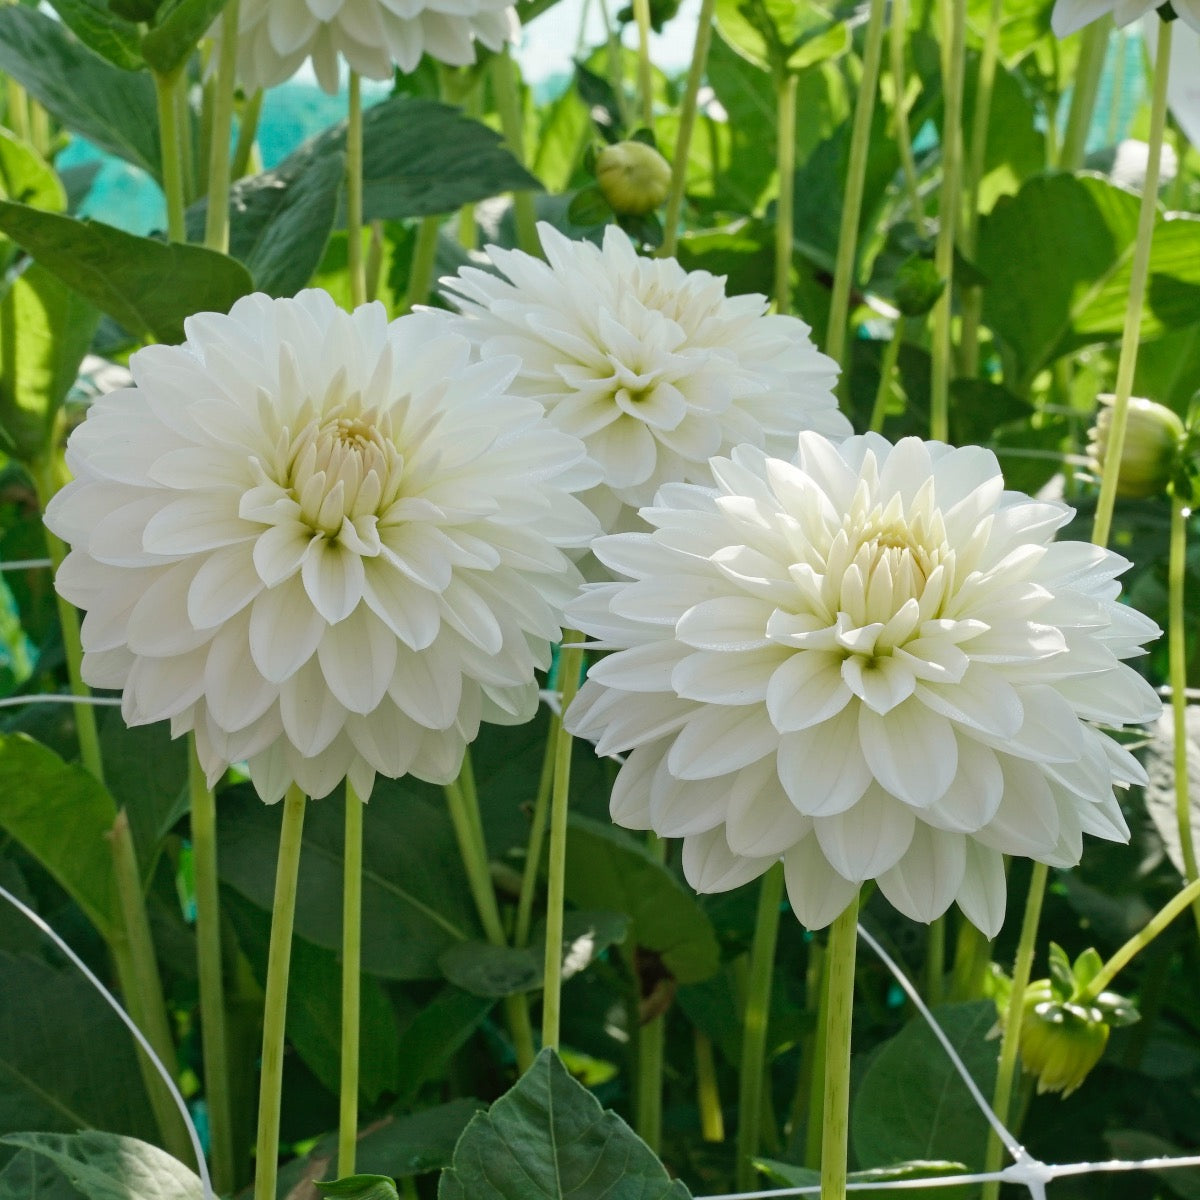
[253,785,307,1200]
[5,79,29,142]
[339,782,364,1177]
[1168,495,1200,939]
[924,915,945,1007]
[597,0,631,131]
[736,864,784,1192]
[929,0,965,443]
[154,70,188,243]
[29,99,49,160]
[949,916,991,1002]
[232,89,263,181]
[774,71,799,315]
[825,0,888,366]
[203,0,240,253]
[515,712,559,950]
[365,220,385,303]
[542,636,585,1050]
[867,320,904,433]
[189,739,234,1194]
[1092,18,1172,549]
[110,809,193,1165]
[695,1028,725,1142]
[347,71,366,309]
[1060,20,1109,169]
[981,860,1048,1200]
[175,72,195,205]
[491,49,540,258]
[1082,873,1200,1002]
[659,0,716,259]
[819,893,860,1200]
[632,0,654,130]
[399,1178,418,1200]
[1107,29,1127,145]
[803,943,829,1168]
[889,0,924,226]
[637,1011,666,1153]
[401,215,441,314]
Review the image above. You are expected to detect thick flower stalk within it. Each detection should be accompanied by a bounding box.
[565,433,1162,935]
[45,289,598,803]
[224,0,518,92]
[442,222,850,539]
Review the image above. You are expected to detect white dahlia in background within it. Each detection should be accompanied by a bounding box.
[227,0,517,93]
[1051,0,1200,37]
[46,290,598,803]
[441,222,850,537]
[565,433,1162,936]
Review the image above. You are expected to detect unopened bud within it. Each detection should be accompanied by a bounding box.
[1019,980,1110,1097]
[595,141,672,216]
[1088,394,1186,500]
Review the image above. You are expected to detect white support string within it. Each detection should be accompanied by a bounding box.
[0,883,214,1200]
[0,693,121,707]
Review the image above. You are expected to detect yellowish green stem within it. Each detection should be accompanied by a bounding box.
[401,216,441,314]
[825,0,888,366]
[695,1028,725,1142]
[949,916,991,1002]
[632,0,654,130]
[189,738,234,1194]
[339,782,364,1177]
[889,0,923,226]
[925,916,945,1007]
[1092,18,1173,549]
[637,1011,666,1153]
[29,99,49,160]
[1107,29,1127,145]
[736,863,784,1191]
[868,321,904,434]
[491,50,540,258]
[515,712,559,951]
[365,220,385,303]
[659,0,716,258]
[929,0,965,443]
[232,89,263,181]
[175,73,195,205]
[1061,21,1109,170]
[820,893,860,1200]
[542,636,585,1050]
[347,72,366,309]
[203,0,240,253]
[154,70,188,243]
[774,72,799,316]
[253,785,307,1200]
[5,78,29,142]
[982,860,1048,1200]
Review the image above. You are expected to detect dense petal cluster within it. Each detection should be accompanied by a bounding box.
[1050,0,1200,37]
[47,290,598,803]
[227,0,517,93]
[565,433,1161,935]
[441,222,850,536]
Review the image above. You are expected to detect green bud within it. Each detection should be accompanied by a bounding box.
[1087,393,1186,500]
[1019,979,1110,1097]
[594,141,673,217]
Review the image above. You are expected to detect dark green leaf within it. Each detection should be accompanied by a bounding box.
[0,1133,201,1200]
[0,956,157,1144]
[186,150,345,296]
[567,187,611,226]
[852,1001,999,1172]
[438,1049,692,1199]
[564,815,719,984]
[0,263,100,463]
[394,986,494,1104]
[315,1175,399,1199]
[1106,1131,1200,1200]
[45,0,144,71]
[218,784,480,980]
[0,1149,81,1200]
[141,0,230,76]
[0,7,160,179]
[0,202,253,345]
[0,734,118,938]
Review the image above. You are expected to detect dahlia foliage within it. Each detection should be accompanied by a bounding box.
[442,222,851,537]
[45,290,598,802]
[227,0,517,92]
[566,433,1162,935]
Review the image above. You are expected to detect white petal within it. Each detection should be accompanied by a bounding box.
[681,826,775,893]
[876,825,967,923]
[726,758,811,857]
[666,705,778,780]
[813,785,916,882]
[783,836,860,930]
[776,704,873,817]
[955,841,1007,937]
[315,606,397,715]
[859,698,958,807]
[248,580,326,683]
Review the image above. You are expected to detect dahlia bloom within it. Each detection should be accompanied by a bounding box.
[565,433,1161,935]
[1051,0,1200,37]
[46,290,598,803]
[441,222,850,537]
[227,0,517,93]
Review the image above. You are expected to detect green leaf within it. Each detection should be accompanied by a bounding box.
[394,986,495,1104]
[1106,1131,1200,1200]
[1047,941,1074,1001]
[714,0,847,75]
[316,1176,400,1200]
[438,1048,692,1199]
[567,187,611,227]
[0,1150,80,1200]
[0,7,160,179]
[0,263,100,463]
[141,0,231,76]
[438,911,629,998]
[0,1133,201,1200]
[0,130,65,214]
[0,202,254,345]
[0,733,118,938]
[218,783,481,980]
[186,150,346,297]
[852,1001,999,1172]
[564,815,719,985]
[0,955,157,1144]
[45,0,144,71]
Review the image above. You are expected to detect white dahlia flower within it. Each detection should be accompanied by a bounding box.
[46,290,598,803]
[1051,0,1200,37]
[227,0,517,93]
[441,222,851,537]
[565,433,1162,936]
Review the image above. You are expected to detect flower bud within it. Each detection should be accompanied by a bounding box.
[1019,980,1110,1097]
[1087,393,1186,500]
[595,141,672,216]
